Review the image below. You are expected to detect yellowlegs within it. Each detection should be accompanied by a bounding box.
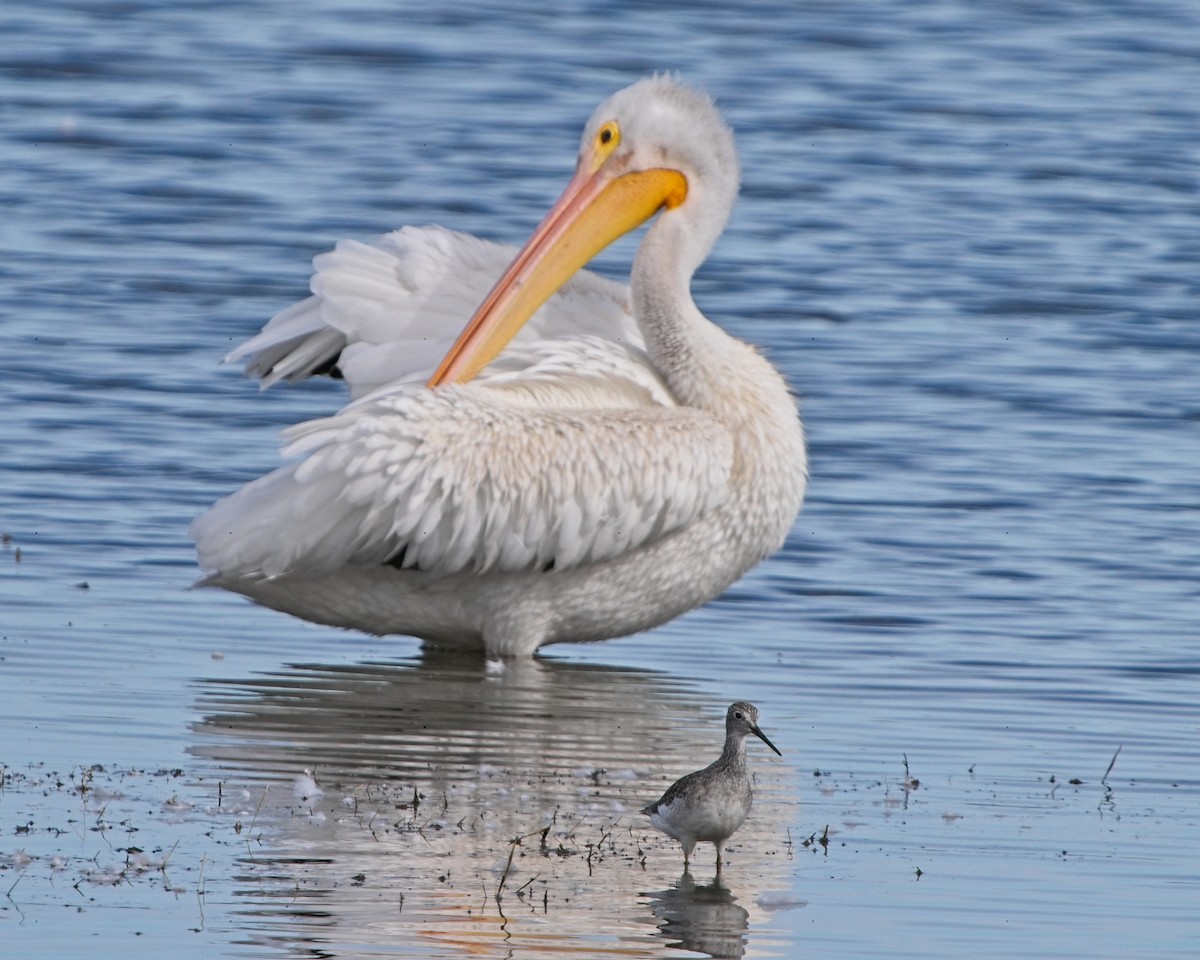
[641,701,781,871]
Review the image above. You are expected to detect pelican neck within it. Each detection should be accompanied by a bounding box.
[629,211,733,407]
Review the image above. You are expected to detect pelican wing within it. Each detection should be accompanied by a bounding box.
[227,225,641,398]
[192,374,733,580]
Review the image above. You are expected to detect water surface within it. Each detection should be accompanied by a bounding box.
[2,1,1198,957]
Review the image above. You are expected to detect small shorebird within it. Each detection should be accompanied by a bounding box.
[642,701,781,871]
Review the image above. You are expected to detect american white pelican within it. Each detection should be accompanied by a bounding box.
[192,77,807,657]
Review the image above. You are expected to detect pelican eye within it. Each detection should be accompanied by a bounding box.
[597,122,619,149]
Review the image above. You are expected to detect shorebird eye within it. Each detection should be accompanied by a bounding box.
[734,711,744,720]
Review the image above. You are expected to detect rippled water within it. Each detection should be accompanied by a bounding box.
[2,1,1198,957]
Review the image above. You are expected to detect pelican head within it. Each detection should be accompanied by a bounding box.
[580,76,740,252]
[429,77,740,386]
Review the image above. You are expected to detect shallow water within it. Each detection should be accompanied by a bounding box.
[2,1,1199,957]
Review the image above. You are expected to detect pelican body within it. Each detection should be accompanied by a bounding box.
[642,701,782,871]
[192,78,807,657]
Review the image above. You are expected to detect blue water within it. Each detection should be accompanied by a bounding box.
[2,1,1198,958]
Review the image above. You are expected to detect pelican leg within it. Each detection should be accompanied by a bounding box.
[482,617,544,659]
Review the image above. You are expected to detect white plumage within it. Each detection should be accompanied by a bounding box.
[230,225,646,397]
[192,77,807,657]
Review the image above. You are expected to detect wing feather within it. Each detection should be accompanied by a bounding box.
[192,382,733,580]
[226,225,642,398]
[194,225,717,583]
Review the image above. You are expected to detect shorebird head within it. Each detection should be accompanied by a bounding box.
[728,701,782,756]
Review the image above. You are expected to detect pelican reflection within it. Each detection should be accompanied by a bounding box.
[191,654,793,957]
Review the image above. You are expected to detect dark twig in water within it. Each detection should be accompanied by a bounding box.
[1099,744,1123,813]
[514,874,539,898]
[241,786,269,862]
[801,825,830,855]
[585,826,614,876]
[496,825,549,902]
[160,838,180,872]
[6,869,27,898]
[157,838,181,893]
[1101,745,1122,785]
[497,840,518,900]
